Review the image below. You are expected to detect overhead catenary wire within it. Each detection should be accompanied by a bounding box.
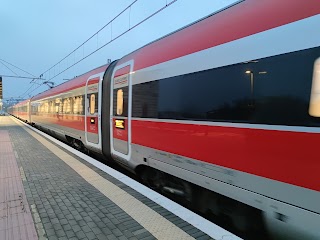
[0,59,42,99]
[46,0,178,81]
[40,0,140,77]
[0,59,36,77]
[19,77,45,98]
[20,82,45,99]
[21,0,177,98]
[14,0,137,99]
[19,82,43,99]
[0,61,18,76]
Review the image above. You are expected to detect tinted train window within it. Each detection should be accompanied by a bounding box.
[132,81,159,118]
[132,46,320,126]
[159,65,252,121]
[249,49,316,125]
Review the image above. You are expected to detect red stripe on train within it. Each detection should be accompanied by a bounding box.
[32,114,98,134]
[131,120,320,192]
[114,65,131,78]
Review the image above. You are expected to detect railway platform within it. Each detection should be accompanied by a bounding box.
[0,115,241,240]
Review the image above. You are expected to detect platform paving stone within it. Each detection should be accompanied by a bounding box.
[4,119,213,240]
[5,124,155,240]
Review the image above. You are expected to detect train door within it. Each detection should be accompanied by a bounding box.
[110,61,133,161]
[85,74,103,148]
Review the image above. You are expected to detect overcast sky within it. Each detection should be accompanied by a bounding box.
[0,0,237,103]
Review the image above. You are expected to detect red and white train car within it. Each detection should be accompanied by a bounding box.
[8,0,320,239]
[29,64,109,151]
[9,99,31,122]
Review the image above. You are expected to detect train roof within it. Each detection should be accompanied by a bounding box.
[13,99,31,107]
[32,64,109,101]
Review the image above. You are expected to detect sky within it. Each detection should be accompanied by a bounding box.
[0,0,237,104]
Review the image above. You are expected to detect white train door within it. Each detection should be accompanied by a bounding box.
[85,74,103,148]
[110,61,133,161]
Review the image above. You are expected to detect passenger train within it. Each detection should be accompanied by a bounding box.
[8,0,320,239]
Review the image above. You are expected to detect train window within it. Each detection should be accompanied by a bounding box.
[73,96,80,114]
[63,98,70,114]
[90,94,95,115]
[117,89,123,115]
[113,87,128,117]
[55,98,62,113]
[72,95,85,115]
[252,48,319,126]
[309,57,320,117]
[49,101,54,114]
[132,46,320,126]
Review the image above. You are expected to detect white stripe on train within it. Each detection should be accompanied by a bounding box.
[131,14,320,85]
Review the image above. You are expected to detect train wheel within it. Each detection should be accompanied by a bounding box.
[139,168,163,190]
[72,139,84,151]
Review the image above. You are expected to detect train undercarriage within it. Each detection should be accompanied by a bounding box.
[136,166,269,240]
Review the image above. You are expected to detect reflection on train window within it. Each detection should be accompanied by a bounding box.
[90,94,95,114]
[117,89,123,115]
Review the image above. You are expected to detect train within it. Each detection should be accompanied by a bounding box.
[8,0,320,239]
